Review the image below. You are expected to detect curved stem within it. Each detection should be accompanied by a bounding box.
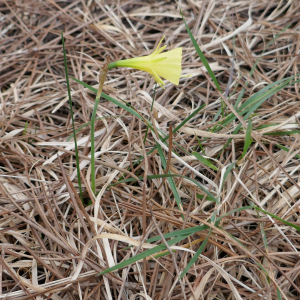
[108,61,117,70]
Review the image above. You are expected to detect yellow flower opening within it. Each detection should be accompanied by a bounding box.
[108,37,182,87]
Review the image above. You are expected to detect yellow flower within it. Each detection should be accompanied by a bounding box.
[108,37,182,87]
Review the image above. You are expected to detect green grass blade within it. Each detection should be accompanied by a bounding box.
[195,136,206,154]
[146,226,208,243]
[67,116,119,142]
[263,130,300,136]
[237,77,294,113]
[254,206,300,232]
[211,106,223,124]
[179,229,212,279]
[90,92,101,194]
[180,10,224,117]
[156,142,183,213]
[218,76,294,132]
[71,77,145,122]
[275,144,300,159]
[221,162,236,188]
[257,211,268,250]
[72,77,189,157]
[133,104,206,168]
[233,24,291,110]
[215,206,254,227]
[23,121,28,135]
[123,205,253,252]
[192,152,218,171]
[217,76,295,157]
[180,10,221,92]
[276,288,283,300]
[136,104,206,164]
[72,74,205,161]
[111,173,218,203]
[212,25,291,134]
[196,194,215,202]
[143,83,157,144]
[99,235,188,275]
[61,31,83,201]
[128,206,253,250]
[240,118,252,159]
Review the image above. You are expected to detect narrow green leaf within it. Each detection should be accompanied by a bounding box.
[218,76,294,132]
[221,162,236,188]
[156,143,183,212]
[255,206,300,231]
[171,105,206,137]
[263,130,300,136]
[195,136,206,155]
[276,288,283,300]
[196,194,215,202]
[61,32,83,201]
[180,229,212,279]
[255,123,280,130]
[257,211,268,250]
[99,235,188,275]
[212,25,292,137]
[238,77,294,113]
[192,151,218,171]
[180,10,221,92]
[215,206,253,227]
[72,74,205,161]
[180,10,225,116]
[72,77,145,122]
[146,227,208,244]
[143,83,157,144]
[233,25,291,115]
[240,118,252,159]
[72,77,188,158]
[124,206,253,252]
[111,173,219,203]
[67,116,119,142]
[23,121,28,135]
[218,76,295,157]
[275,144,300,159]
[90,93,101,194]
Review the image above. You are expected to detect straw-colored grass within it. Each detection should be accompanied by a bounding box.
[1,1,300,299]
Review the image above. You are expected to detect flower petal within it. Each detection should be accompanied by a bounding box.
[112,36,182,86]
[153,36,165,55]
[152,48,182,85]
[149,68,165,87]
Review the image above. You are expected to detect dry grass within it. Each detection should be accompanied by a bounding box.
[1,0,300,299]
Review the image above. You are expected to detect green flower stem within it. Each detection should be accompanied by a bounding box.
[108,62,117,70]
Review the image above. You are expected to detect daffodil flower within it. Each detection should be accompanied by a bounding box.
[108,37,182,87]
